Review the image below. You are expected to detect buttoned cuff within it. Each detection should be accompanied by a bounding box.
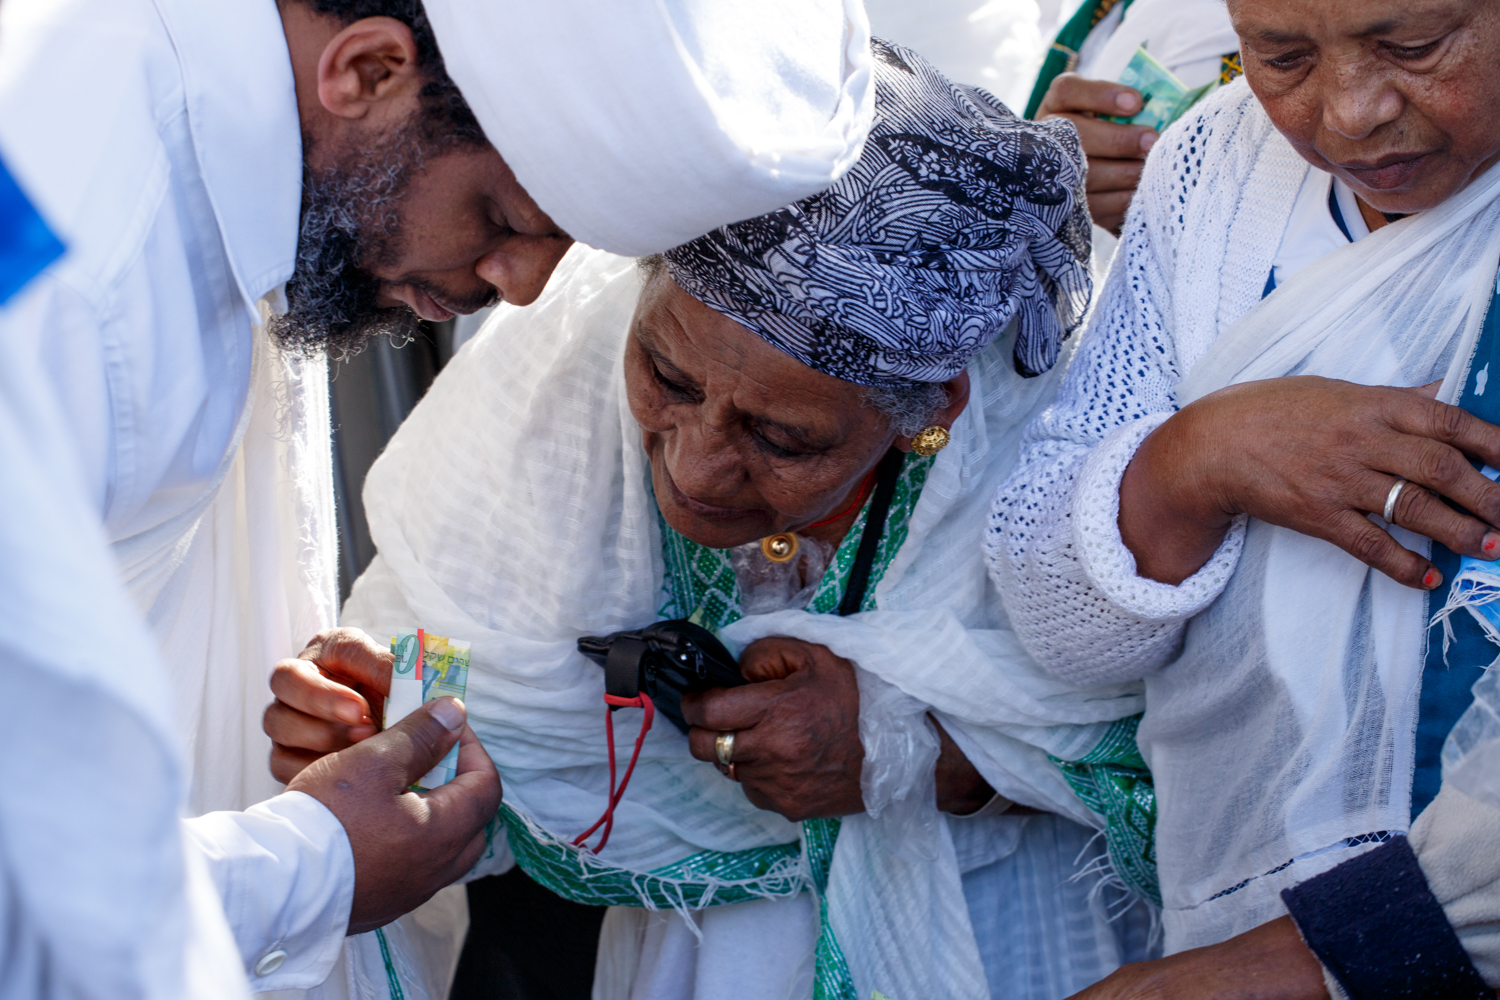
[183,791,354,991]
[1282,836,1489,999]
[1073,413,1246,621]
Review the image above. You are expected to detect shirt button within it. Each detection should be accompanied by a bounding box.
[254,950,288,977]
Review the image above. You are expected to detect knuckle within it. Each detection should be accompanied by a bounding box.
[1414,446,1465,487]
[1345,524,1391,566]
[1430,401,1468,443]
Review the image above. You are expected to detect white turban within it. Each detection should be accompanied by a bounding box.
[425,0,874,256]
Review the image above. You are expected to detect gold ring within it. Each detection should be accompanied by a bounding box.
[714,730,736,767]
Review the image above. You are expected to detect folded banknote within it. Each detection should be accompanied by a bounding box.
[1106,47,1218,132]
[385,627,472,790]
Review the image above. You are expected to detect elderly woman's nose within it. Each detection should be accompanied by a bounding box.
[666,423,746,498]
[1320,62,1404,142]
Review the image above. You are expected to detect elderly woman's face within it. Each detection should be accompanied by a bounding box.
[1229,0,1500,214]
[625,273,899,550]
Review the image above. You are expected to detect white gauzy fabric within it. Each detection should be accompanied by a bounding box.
[425,0,874,256]
[128,319,340,817]
[1074,0,1238,91]
[991,80,1500,951]
[342,245,1144,999]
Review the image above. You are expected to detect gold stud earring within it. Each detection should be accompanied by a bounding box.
[910,426,950,457]
[761,533,799,563]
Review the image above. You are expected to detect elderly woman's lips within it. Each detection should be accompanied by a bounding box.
[665,473,757,520]
[1340,153,1428,192]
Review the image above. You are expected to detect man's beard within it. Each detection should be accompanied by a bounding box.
[268,124,428,359]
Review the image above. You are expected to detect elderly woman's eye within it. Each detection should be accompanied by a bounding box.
[651,361,695,400]
[750,424,807,459]
[1383,39,1441,60]
[1261,49,1312,70]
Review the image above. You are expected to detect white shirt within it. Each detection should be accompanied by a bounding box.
[0,0,352,990]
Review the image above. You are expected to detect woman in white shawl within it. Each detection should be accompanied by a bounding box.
[988,0,1500,994]
[269,41,1157,1000]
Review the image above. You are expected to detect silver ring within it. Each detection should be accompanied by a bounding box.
[714,731,736,768]
[1383,478,1408,524]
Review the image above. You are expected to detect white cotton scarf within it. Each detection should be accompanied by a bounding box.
[1143,84,1500,949]
[341,245,1143,1000]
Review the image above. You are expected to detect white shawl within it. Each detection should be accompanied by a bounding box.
[342,246,1143,1000]
[1139,85,1500,948]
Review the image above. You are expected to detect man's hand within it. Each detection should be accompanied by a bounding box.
[265,627,393,783]
[683,637,866,821]
[288,696,502,934]
[1037,73,1158,233]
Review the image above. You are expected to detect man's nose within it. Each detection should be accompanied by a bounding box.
[474,234,574,306]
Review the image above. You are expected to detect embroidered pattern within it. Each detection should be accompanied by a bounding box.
[666,40,1091,383]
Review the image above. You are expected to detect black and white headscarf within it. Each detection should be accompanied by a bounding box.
[664,39,1092,383]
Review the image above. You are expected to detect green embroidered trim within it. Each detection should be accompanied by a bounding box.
[509,453,930,1000]
[1049,715,1160,905]
[501,804,804,907]
[1024,0,1137,119]
[804,817,856,1000]
[375,928,406,1000]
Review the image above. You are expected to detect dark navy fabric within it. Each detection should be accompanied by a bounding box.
[1282,837,1489,999]
[1417,276,1500,819]
[0,155,63,304]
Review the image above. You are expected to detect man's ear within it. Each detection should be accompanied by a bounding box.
[317,16,423,122]
[893,371,971,453]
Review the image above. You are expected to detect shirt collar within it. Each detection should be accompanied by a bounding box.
[152,0,302,325]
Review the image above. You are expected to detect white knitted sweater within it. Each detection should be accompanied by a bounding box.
[986,78,1307,686]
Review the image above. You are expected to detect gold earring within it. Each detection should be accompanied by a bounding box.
[761,533,799,563]
[910,426,950,457]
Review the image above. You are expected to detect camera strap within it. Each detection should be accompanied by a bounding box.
[837,447,905,616]
[573,692,656,853]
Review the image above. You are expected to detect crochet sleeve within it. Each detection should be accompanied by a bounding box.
[985,136,1246,687]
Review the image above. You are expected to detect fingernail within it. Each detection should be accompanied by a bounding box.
[335,702,364,725]
[430,697,465,731]
[1115,91,1137,112]
[1140,132,1158,153]
[1484,532,1500,557]
[1423,568,1443,589]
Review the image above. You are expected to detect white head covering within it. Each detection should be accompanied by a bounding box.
[424,0,875,256]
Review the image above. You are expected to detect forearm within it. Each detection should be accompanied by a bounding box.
[933,717,995,815]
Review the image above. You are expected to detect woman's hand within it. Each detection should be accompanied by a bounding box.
[1064,916,1328,1000]
[1121,377,1500,591]
[263,627,393,783]
[682,637,995,819]
[1037,74,1157,233]
[683,637,866,821]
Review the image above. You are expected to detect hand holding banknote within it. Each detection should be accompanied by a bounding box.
[1036,73,1158,233]
[266,628,393,783]
[287,696,502,933]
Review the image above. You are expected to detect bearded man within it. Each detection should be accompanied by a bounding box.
[0,0,872,993]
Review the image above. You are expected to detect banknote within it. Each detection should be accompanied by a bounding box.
[384,628,472,790]
[1107,47,1218,132]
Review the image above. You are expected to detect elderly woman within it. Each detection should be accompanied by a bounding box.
[990,0,1500,993]
[269,42,1157,1000]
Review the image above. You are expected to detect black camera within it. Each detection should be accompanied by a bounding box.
[577,619,747,733]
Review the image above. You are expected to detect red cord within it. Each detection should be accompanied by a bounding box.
[806,469,877,529]
[573,693,655,853]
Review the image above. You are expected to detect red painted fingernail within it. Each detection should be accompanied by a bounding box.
[1484,532,1500,555]
[1423,568,1443,589]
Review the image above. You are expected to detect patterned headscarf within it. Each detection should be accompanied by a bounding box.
[664,39,1092,383]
